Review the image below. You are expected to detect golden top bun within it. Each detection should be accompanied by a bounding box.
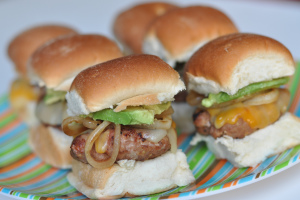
[66,54,185,116]
[29,34,123,91]
[8,24,77,78]
[113,2,178,54]
[185,33,295,95]
[143,6,238,64]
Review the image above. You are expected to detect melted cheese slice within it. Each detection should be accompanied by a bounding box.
[9,78,38,107]
[207,89,289,129]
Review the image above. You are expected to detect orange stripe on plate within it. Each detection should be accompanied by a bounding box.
[46,198,55,200]
[289,84,300,113]
[223,181,233,189]
[239,165,258,179]
[0,118,22,135]
[191,160,227,190]
[223,165,259,189]
[0,109,13,121]
[177,133,187,146]
[0,163,44,181]
[232,180,238,186]
[8,167,58,187]
[214,167,237,186]
[196,188,206,194]
[0,154,35,173]
[168,194,180,199]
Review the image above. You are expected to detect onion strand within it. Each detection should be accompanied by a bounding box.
[62,116,87,136]
[82,117,99,129]
[85,121,121,169]
[167,128,177,154]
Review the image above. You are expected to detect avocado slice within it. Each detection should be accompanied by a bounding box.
[202,77,289,108]
[44,89,67,105]
[91,102,171,125]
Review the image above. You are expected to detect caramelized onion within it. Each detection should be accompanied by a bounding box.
[85,121,121,169]
[167,128,177,154]
[95,129,110,153]
[186,90,204,106]
[131,115,172,130]
[62,116,87,136]
[276,89,290,113]
[155,106,174,118]
[244,89,279,106]
[83,117,99,129]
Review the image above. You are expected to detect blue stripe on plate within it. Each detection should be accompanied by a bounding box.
[0,123,27,145]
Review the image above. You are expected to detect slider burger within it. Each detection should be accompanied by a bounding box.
[8,24,77,126]
[185,33,300,167]
[63,54,195,198]
[113,2,178,54]
[27,34,123,168]
[143,6,239,133]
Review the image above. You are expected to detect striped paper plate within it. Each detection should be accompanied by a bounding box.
[0,63,300,200]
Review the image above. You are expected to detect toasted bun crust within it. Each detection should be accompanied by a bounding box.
[28,124,73,169]
[28,34,123,91]
[143,6,238,65]
[185,33,295,95]
[113,2,178,54]
[66,54,185,116]
[7,25,77,78]
[191,113,300,167]
[67,150,195,199]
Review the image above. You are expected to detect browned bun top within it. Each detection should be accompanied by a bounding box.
[67,54,185,114]
[29,34,123,91]
[8,24,77,78]
[113,2,178,54]
[184,33,295,95]
[145,6,238,57]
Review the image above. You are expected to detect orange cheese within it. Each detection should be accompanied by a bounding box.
[208,102,281,129]
[9,78,38,104]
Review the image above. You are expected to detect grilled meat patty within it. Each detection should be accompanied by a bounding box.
[71,127,171,163]
[193,109,255,139]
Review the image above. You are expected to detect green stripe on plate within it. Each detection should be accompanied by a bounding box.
[194,155,215,178]
[33,196,40,200]
[274,160,290,172]
[0,130,28,157]
[19,192,29,198]
[189,146,209,170]
[224,167,247,183]
[1,165,52,185]
[289,62,300,103]
[0,144,31,168]
[209,184,222,192]
[34,179,73,195]
[0,113,17,129]
[260,169,268,177]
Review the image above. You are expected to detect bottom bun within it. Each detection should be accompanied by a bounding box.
[172,102,196,134]
[67,150,195,199]
[11,101,39,126]
[191,112,300,168]
[28,124,73,169]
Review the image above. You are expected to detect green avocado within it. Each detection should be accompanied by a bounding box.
[44,89,67,105]
[202,77,289,108]
[91,102,171,125]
